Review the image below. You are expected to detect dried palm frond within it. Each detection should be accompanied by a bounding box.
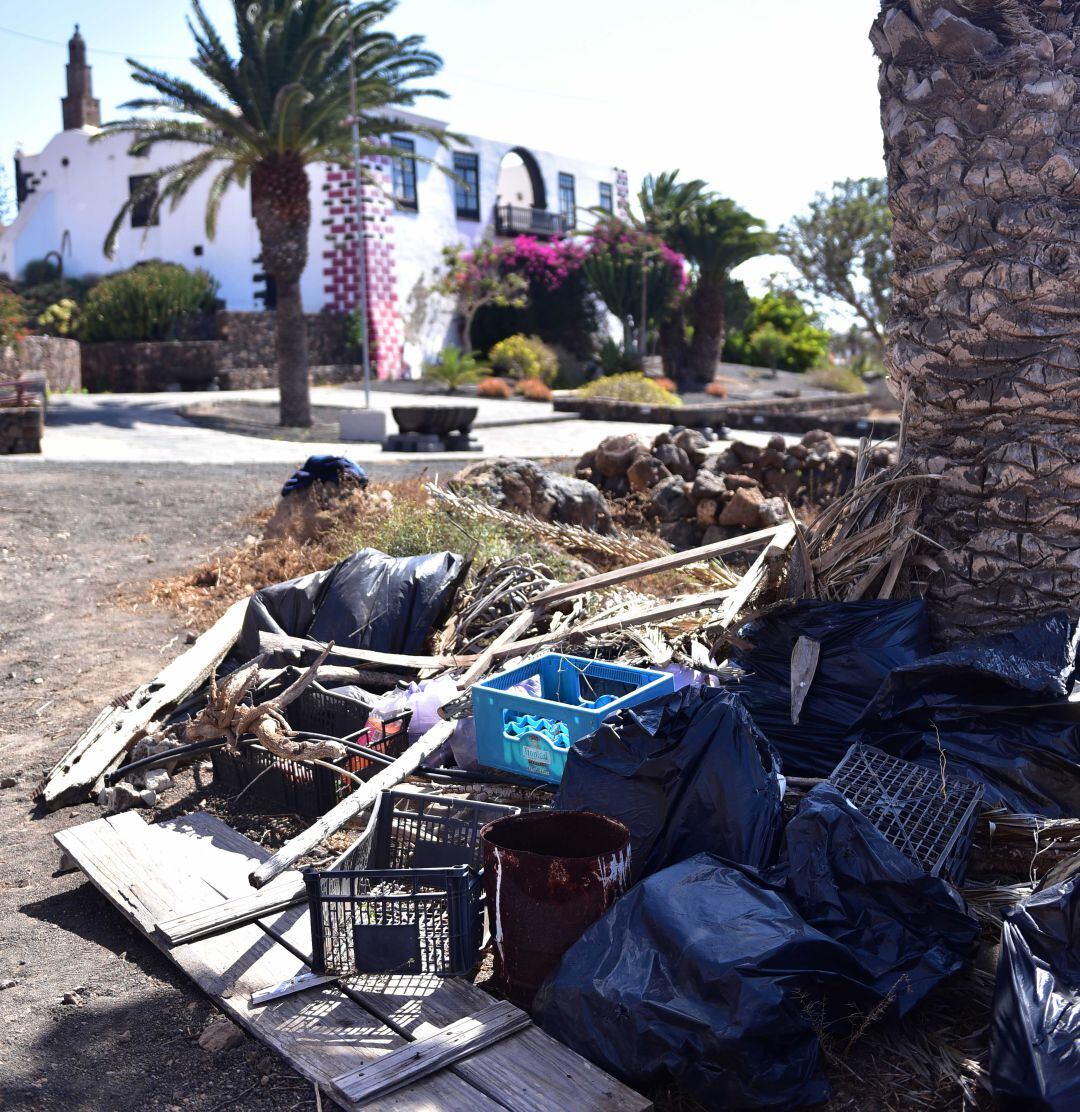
[797,447,937,602]
[427,483,737,591]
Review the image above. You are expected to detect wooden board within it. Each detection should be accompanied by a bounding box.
[333,1002,531,1103]
[170,812,653,1112]
[41,598,247,810]
[55,812,498,1111]
[156,870,307,945]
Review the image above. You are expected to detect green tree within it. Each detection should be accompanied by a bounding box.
[724,288,830,374]
[637,172,772,385]
[780,177,892,353]
[102,0,450,427]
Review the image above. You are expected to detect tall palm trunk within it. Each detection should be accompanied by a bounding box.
[686,275,725,383]
[252,153,312,428]
[872,1,1080,642]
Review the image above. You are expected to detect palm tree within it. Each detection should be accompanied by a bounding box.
[103,0,450,427]
[637,172,772,385]
[872,1,1080,642]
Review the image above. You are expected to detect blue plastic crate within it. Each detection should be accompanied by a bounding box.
[472,652,675,782]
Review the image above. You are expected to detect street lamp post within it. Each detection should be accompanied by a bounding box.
[347,22,372,410]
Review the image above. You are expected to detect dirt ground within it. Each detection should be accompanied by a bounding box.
[0,459,438,1112]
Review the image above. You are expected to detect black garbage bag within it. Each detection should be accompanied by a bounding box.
[235,548,466,662]
[534,786,977,1110]
[534,853,837,1110]
[554,686,783,881]
[725,599,931,777]
[854,613,1080,816]
[991,863,1080,1110]
[775,785,979,1014]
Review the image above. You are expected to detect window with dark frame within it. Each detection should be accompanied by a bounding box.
[598,182,613,213]
[558,172,576,229]
[391,136,417,210]
[128,174,159,228]
[453,151,480,219]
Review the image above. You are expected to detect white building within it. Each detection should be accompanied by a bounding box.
[0,29,629,378]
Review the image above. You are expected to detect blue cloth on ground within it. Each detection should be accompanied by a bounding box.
[281,455,367,496]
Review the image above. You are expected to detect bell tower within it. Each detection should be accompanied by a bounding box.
[61,25,101,130]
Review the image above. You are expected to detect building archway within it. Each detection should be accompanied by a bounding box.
[496,147,546,211]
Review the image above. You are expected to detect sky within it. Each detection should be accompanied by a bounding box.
[0,0,885,299]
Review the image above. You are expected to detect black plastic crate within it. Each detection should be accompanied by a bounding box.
[210,685,410,816]
[828,743,983,885]
[305,790,519,976]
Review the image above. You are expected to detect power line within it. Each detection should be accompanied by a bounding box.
[0,23,190,61]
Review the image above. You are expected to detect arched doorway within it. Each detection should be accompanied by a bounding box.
[495,147,560,236]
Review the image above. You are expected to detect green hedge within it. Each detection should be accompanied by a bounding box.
[78,261,219,343]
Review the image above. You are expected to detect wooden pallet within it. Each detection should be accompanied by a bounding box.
[56,811,651,1111]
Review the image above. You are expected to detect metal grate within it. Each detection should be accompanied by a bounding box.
[828,743,983,885]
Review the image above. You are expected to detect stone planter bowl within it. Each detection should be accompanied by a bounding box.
[392,405,478,436]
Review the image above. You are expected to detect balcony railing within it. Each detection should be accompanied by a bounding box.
[494,204,571,238]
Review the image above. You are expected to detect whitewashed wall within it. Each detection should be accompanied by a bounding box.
[1,115,621,378]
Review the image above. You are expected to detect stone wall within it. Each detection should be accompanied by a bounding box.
[80,311,357,393]
[213,310,350,369]
[0,336,81,392]
[0,404,44,454]
[81,340,219,393]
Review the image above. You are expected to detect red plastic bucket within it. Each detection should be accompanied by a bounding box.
[480,809,631,1008]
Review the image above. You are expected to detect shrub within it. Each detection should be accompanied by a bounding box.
[37,298,80,337]
[704,380,729,398]
[578,372,682,407]
[0,287,25,350]
[78,261,219,342]
[476,376,513,399]
[807,364,867,395]
[652,376,679,393]
[488,333,558,383]
[516,377,552,402]
[597,337,641,375]
[22,258,61,286]
[421,345,481,391]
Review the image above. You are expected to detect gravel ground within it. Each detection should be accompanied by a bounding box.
[0,459,444,1112]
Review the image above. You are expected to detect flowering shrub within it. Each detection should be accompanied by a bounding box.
[38,298,80,338]
[578,372,682,407]
[581,219,688,344]
[497,236,587,290]
[489,333,558,383]
[704,380,729,398]
[476,376,513,399]
[435,242,528,350]
[516,377,553,402]
[0,287,25,350]
[652,376,679,393]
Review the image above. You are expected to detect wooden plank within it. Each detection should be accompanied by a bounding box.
[156,871,307,945]
[258,632,479,671]
[175,813,652,1112]
[41,598,247,810]
[714,522,795,632]
[248,720,455,889]
[55,813,498,1111]
[332,1002,531,1103]
[533,524,781,606]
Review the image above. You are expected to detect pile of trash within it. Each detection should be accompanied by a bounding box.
[39,449,1080,1112]
[575,427,894,549]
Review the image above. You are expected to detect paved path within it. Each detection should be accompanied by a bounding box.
[3,385,864,466]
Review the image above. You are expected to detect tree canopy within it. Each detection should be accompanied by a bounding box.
[780,177,892,351]
[723,287,831,374]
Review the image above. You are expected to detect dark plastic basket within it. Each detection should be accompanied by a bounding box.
[828,743,983,885]
[210,685,410,816]
[306,790,519,976]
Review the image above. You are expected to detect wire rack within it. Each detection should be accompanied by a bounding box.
[829,743,983,885]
